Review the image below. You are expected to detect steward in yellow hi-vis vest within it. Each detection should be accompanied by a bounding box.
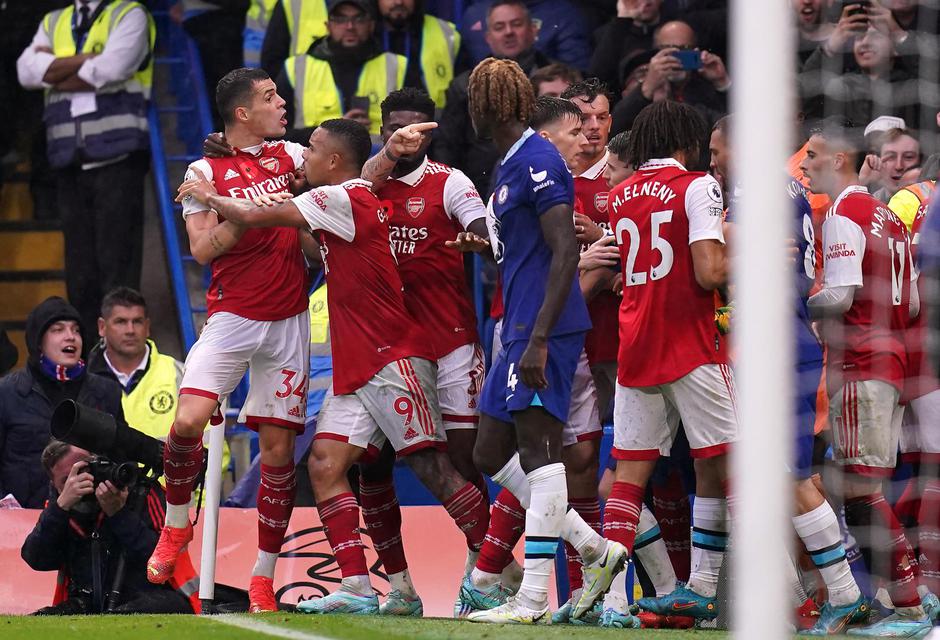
[888,179,936,231]
[377,12,459,109]
[40,0,155,168]
[88,339,230,501]
[244,0,281,68]
[274,0,405,136]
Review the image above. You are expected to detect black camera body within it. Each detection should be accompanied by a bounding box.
[85,455,139,490]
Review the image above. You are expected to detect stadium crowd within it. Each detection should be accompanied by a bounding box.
[3,0,940,636]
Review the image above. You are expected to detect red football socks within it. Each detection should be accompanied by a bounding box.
[603,481,645,552]
[318,492,368,578]
[257,463,297,554]
[443,481,490,552]
[476,488,525,574]
[845,493,921,609]
[359,477,407,575]
[918,479,940,594]
[163,424,204,506]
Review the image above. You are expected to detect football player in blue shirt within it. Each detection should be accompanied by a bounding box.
[449,57,627,625]
[708,117,870,635]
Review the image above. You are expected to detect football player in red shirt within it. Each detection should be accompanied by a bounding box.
[178,118,492,616]
[604,101,736,625]
[802,118,933,636]
[563,79,619,422]
[345,88,492,615]
[149,68,316,612]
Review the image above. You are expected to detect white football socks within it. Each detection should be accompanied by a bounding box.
[688,497,729,599]
[634,504,678,597]
[387,569,418,597]
[165,502,190,529]
[793,502,861,607]
[252,550,278,579]
[517,463,567,610]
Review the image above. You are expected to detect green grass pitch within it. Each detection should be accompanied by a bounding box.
[0,613,867,639]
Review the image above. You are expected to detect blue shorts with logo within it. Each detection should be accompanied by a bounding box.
[480,332,585,424]
[793,360,823,480]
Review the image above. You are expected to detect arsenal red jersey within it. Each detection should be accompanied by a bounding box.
[575,156,618,365]
[182,141,309,321]
[293,178,433,395]
[821,185,914,392]
[377,159,485,359]
[608,159,728,387]
[901,202,939,401]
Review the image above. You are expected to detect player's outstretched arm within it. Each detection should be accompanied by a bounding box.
[518,203,580,389]
[361,122,438,188]
[206,194,306,229]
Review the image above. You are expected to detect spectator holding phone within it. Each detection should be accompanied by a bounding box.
[610,21,730,136]
[799,2,932,138]
[275,0,409,136]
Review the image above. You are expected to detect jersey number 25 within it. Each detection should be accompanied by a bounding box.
[615,210,674,286]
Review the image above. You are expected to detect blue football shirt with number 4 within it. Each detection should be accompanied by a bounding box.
[487,129,592,345]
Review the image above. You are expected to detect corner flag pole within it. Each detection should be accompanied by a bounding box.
[198,420,225,611]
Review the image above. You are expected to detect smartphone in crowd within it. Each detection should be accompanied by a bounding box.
[673,49,702,71]
[349,96,370,114]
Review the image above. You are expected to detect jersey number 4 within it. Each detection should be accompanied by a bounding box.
[616,210,674,286]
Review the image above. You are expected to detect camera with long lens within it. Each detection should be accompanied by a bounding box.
[51,400,165,477]
[85,455,140,490]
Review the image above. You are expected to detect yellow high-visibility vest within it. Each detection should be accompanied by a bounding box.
[45,0,154,95]
[419,15,459,108]
[244,0,280,67]
[284,53,406,135]
[282,0,328,57]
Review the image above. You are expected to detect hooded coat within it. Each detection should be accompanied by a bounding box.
[0,297,124,508]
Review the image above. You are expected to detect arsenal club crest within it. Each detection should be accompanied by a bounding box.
[594,192,609,213]
[259,157,279,173]
[406,197,426,218]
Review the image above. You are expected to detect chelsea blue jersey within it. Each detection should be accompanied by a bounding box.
[726,180,822,366]
[487,130,591,344]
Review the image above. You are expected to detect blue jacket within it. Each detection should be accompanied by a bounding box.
[458,0,590,70]
[0,367,125,508]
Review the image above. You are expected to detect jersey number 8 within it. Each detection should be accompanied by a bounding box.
[615,210,675,286]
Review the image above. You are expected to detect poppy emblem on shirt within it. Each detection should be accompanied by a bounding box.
[259,157,279,173]
[594,192,609,213]
[406,197,426,218]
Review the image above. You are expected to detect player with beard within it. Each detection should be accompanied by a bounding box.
[563,79,618,421]
[178,118,493,616]
[341,87,490,616]
[148,68,314,613]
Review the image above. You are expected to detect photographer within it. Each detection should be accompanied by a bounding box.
[21,441,195,614]
[0,297,125,508]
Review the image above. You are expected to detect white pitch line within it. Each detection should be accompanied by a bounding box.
[204,613,335,640]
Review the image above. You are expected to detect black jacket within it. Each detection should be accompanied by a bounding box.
[0,367,125,508]
[275,36,386,134]
[430,47,554,198]
[611,74,728,137]
[21,484,168,608]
